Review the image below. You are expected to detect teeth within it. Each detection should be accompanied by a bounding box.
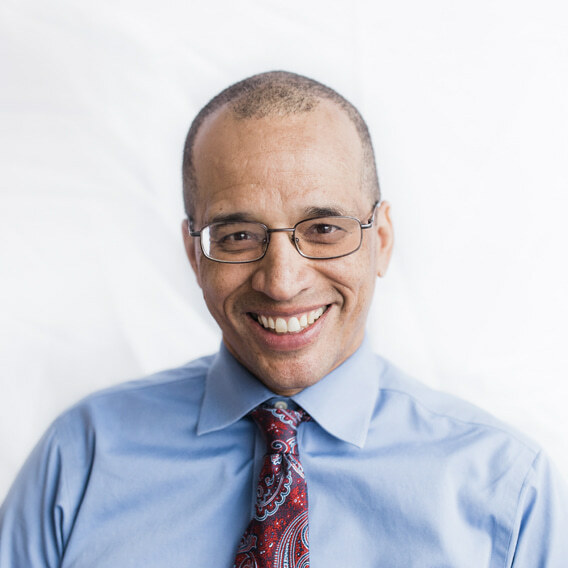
[255,307,327,333]
[288,317,300,332]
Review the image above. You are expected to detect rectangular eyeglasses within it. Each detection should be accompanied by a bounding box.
[188,201,379,263]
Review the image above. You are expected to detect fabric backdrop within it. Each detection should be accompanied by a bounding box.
[1,0,567,499]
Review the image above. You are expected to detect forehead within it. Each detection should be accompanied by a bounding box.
[191,100,366,220]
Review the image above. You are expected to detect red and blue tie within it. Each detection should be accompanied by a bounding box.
[234,402,311,568]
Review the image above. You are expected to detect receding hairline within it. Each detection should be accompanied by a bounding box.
[182,71,380,217]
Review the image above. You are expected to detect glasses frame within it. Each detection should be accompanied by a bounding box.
[188,201,380,264]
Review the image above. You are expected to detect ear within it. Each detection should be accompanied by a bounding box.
[374,201,394,277]
[181,219,202,288]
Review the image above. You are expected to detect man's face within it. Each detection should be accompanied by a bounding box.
[183,100,393,395]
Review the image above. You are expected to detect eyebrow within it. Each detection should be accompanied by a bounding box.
[208,212,259,224]
[303,206,347,217]
[206,206,350,226]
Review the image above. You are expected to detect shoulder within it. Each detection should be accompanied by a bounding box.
[53,353,216,443]
[42,352,218,503]
[358,354,568,564]
[373,354,540,461]
[0,354,218,562]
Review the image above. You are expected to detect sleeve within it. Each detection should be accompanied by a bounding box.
[508,450,568,567]
[0,422,69,568]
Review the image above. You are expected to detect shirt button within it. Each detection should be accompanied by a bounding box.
[274,400,288,410]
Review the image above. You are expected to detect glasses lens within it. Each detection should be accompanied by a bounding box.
[202,222,267,262]
[295,217,362,258]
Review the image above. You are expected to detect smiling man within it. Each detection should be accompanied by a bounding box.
[183,84,392,396]
[1,72,567,567]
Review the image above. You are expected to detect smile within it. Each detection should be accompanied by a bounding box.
[250,306,328,334]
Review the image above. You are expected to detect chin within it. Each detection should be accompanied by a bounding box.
[253,359,326,395]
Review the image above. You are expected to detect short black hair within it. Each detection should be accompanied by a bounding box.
[182,70,380,217]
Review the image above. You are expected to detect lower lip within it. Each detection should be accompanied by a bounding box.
[247,308,329,351]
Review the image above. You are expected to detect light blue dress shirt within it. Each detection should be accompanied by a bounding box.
[1,339,567,567]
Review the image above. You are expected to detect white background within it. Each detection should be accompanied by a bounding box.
[1,0,567,499]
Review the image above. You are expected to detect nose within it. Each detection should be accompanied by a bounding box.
[250,232,314,301]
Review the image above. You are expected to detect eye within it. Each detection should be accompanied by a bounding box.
[312,223,339,234]
[299,219,349,244]
[216,230,264,250]
[302,222,345,236]
[208,222,267,253]
[222,231,256,242]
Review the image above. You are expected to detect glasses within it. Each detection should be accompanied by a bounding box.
[188,202,379,263]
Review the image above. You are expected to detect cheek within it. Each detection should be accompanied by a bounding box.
[198,264,250,314]
[335,251,376,291]
[335,255,377,314]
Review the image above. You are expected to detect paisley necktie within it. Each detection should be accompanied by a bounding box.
[234,402,311,568]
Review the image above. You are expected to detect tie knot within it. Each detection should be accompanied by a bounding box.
[250,403,309,455]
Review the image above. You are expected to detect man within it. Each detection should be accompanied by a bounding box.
[1,71,567,566]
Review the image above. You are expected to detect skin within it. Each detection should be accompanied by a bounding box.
[183,100,394,396]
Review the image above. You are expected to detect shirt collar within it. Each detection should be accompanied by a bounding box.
[293,336,381,448]
[197,337,382,448]
[197,343,274,435]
